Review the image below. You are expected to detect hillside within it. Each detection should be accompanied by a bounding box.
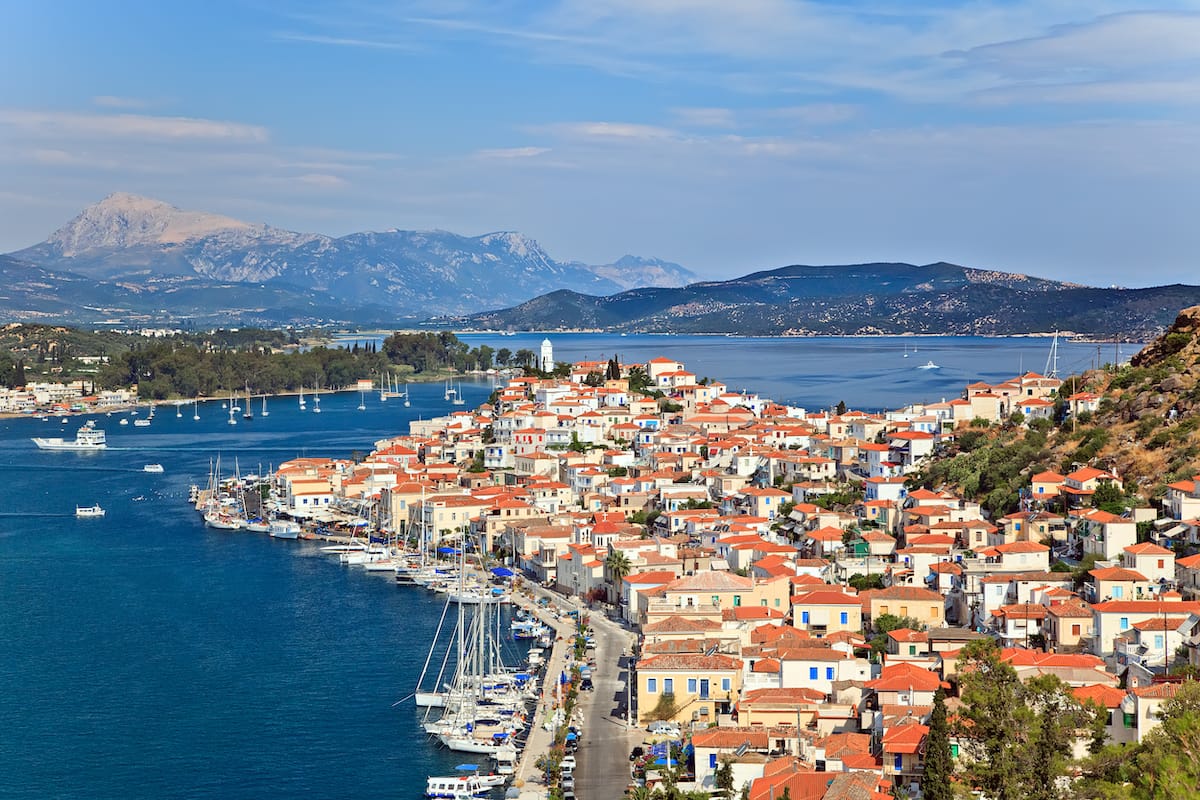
[461,262,1200,339]
[3,193,696,325]
[915,306,1200,514]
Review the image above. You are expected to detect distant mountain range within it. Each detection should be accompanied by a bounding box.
[3,194,1197,338]
[0,193,696,326]
[458,262,1200,340]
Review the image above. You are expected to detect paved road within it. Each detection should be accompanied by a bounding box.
[575,615,640,800]
[512,587,640,799]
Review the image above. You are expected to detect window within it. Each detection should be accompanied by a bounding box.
[709,754,717,769]
[1124,712,1135,728]
[909,645,917,655]
[760,599,767,606]
[647,678,657,693]
[1106,711,1113,726]
[733,595,741,607]
[809,667,818,680]
[1120,617,1130,630]
[840,612,848,624]
[1155,634,1164,649]
[900,606,908,617]
[825,667,834,680]
[801,611,810,624]
[688,678,697,694]
[722,678,731,691]
[1158,559,1165,569]
[663,678,674,694]
[712,595,720,606]
[880,605,890,615]
[894,754,903,770]
[1072,624,1081,636]
[1113,586,1124,599]
[775,598,781,607]
[950,744,959,758]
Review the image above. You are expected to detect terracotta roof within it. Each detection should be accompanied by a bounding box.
[1073,683,1127,708]
[636,653,742,671]
[867,662,944,692]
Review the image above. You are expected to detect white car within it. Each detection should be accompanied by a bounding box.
[646,721,681,737]
[561,755,577,773]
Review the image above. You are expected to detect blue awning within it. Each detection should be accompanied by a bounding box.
[455,764,479,771]
[491,566,514,577]
[437,546,460,554]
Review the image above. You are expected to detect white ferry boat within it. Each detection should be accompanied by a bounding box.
[143,464,165,473]
[425,771,505,798]
[75,504,106,518]
[33,420,107,451]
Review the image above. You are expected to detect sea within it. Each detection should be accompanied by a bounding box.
[0,334,1135,798]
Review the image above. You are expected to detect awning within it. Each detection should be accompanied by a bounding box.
[491,567,514,577]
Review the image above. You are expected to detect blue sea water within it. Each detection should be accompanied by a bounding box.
[0,334,1139,798]
[455,333,1135,412]
[0,383,498,800]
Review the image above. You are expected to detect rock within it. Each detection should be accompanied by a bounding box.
[1161,375,1186,393]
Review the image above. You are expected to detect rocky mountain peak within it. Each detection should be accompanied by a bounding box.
[46,192,254,255]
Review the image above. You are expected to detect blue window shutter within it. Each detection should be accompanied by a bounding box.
[809,667,818,680]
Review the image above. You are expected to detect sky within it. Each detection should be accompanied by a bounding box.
[1,1,1197,287]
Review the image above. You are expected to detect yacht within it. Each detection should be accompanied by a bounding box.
[75,504,106,518]
[143,464,165,473]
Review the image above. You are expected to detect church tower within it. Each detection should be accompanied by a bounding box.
[540,338,553,372]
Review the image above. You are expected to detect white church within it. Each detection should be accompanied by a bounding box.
[539,338,553,372]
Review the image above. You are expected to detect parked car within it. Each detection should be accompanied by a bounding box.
[561,755,577,773]
[629,746,644,761]
[580,677,594,691]
[647,721,681,737]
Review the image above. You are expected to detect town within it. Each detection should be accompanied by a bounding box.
[210,337,1200,800]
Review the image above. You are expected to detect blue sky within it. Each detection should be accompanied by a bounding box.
[1,1,1197,286]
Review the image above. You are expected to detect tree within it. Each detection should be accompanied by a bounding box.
[1093,480,1127,515]
[956,639,1029,800]
[627,365,652,395]
[12,358,25,388]
[714,758,734,799]
[835,400,847,415]
[923,688,954,800]
[955,640,1094,800]
[605,549,632,595]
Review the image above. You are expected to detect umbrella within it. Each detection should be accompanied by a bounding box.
[559,671,568,685]
[490,566,514,577]
[437,546,461,555]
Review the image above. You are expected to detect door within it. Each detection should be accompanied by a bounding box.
[700,679,710,699]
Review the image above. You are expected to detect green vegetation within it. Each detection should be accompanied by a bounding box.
[922,689,953,800]
[955,640,1099,800]
[914,426,1050,517]
[1075,681,1200,799]
[89,330,497,399]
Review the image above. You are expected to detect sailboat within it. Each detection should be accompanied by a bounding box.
[451,382,465,406]
[261,395,269,417]
[192,400,200,421]
[243,386,254,421]
[227,395,238,425]
[358,390,366,411]
[903,342,910,358]
[313,393,322,414]
[298,386,306,411]
[404,383,411,408]
[175,400,184,417]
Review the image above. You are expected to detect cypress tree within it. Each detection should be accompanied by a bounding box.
[923,687,954,800]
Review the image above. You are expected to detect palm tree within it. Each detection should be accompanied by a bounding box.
[605,549,633,603]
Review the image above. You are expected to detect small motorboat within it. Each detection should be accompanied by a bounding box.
[76,504,105,518]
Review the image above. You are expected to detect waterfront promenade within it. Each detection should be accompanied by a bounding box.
[511,584,639,800]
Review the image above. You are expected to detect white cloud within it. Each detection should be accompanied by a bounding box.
[473,146,551,159]
[295,173,349,189]
[544,121,678,140]
[671,107,736,128]
[272,31,419,50]
[0,110,269,142]
[92,95,147,109]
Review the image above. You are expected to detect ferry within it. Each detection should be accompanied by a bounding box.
[268,519,302,540]
[424,771,504,798]
[75,504,106,518]
[33,420,107,451]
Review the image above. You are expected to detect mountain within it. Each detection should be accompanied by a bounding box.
[4,193,692,324]
[459,262,1200,340]
[581,255,696,290]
